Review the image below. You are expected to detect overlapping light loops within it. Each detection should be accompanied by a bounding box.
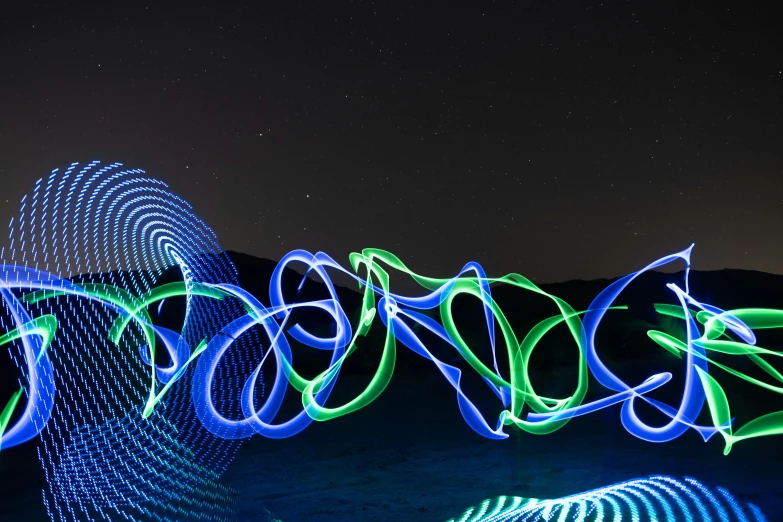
[1,161,782,520]
[448,476,767,522]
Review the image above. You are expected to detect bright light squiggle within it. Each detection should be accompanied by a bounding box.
[447,476,767,522]
[1,161,783,520]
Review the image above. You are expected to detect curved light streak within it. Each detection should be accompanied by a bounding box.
[447,476,767,522]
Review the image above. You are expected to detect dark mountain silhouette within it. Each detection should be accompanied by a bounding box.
[205,252,783,377]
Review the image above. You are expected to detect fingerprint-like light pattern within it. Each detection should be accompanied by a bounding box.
[1,162,254,520]
[447,476,767,522]
[1,161,783,520]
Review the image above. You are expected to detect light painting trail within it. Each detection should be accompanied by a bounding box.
[1,161,781,520]
[4,236,783,451]
[447,476,768,522]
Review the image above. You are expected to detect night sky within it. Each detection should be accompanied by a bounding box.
[1,2,782,283]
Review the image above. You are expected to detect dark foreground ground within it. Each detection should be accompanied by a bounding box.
[2,373,782,521]
[221,374,783,521]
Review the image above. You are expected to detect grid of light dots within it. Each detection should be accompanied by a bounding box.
[448,476,767,522]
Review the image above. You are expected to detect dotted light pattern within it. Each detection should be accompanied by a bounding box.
[0,162,268,520]
[2,162,783,520]
[447,476,768,522]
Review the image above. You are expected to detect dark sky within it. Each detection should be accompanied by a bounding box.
[1,2,782,283]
